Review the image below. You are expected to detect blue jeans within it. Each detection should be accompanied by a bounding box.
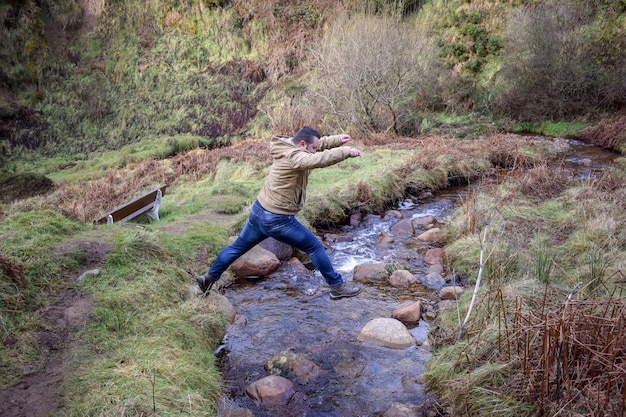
[207,200,344,286]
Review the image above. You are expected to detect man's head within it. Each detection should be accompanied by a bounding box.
[293,126,321,153]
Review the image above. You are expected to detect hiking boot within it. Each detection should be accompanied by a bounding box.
[329,282,361,300]
[197,274,215,296]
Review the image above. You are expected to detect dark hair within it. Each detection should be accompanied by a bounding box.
[292,126,321,145]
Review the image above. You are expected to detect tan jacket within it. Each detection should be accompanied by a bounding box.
[256,134,353,215]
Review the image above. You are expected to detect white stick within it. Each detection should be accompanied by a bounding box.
[457,228,492,342]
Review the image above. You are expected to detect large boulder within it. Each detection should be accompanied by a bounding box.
[230,244,280,277]
[358,318,415,349]
[245,375,296,406]
[259,237,294,261]
[264,350,320,385]
[353,263,390,283]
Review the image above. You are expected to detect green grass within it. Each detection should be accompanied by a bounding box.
[304,149,412,225]
[512,120,589,137]
[0,211,87,388]
[1,114,624,416]
[63,303,224,416]
[424,163,626,415]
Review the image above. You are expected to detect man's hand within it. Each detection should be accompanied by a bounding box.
[340,134,352,143]
[349,148,361,157]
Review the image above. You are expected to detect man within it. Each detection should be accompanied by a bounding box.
[198,126,362,300]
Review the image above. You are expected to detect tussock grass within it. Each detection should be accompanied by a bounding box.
[1,131,621,415]
[0,211,86,387]
[427,161,626,416]
[61,228,227,416]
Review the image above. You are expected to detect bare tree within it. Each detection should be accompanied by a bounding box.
[307,13,440,134]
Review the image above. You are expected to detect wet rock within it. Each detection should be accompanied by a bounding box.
[264,350,320,385]
[353,263,390,283]
[363,213,382,222]
[390,218,414,235]
[383,402,419,417]
[376,231,395,247]
[259,238,294,261]
[324,233,354,243]
[335,234,355,243]
[286,257,309,275]
[210,292,237,323]
[392,301,422,323]
[440,286,463,300]
[418,191,434,201]
[324,233,338,242]
[230,244,280,277]
[408,321,430,345]
[358,318,415,349]
[416,228,445,244]
[427,263,444,275]
[383,210,403,220]
[411,215,437,229]
[418,272,446,290]
[220,407,255,417]
[389,270,417,288]
[350,212,362,227]
[245,375,296,406]
[424,248,444,265]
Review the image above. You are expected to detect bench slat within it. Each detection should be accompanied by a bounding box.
[95,185,167,225]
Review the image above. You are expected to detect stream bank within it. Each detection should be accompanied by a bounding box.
[210,136,619,417]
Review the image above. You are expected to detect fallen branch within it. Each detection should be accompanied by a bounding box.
[457,227,493,342]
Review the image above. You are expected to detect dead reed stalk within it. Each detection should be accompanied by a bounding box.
[509,276,626,416]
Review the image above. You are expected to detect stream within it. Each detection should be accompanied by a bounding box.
[214,137,618,417]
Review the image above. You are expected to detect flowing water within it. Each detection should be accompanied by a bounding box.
[215,137,619,417]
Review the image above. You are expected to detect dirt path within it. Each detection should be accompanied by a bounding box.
[0,289,94,417]
[0,239,112,417]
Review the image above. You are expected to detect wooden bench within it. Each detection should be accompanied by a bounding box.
[95,185,167,225]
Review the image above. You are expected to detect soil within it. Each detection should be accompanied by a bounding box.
[0,239,112,417]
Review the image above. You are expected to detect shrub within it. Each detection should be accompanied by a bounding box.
[306,12,443,134]
[495,0,626,120]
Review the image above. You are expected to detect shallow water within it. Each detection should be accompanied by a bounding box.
[215,137,618,416]
[216,200,453,417]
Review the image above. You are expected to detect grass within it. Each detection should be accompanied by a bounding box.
[1,127,624,415]
[513,120,590,137]
[424,160,626,416]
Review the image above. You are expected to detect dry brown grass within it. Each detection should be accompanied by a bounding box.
[448,276,626,417]
[393,135,514,179]
[577,110,626,151]
[32,139,273,223]
[508,162,574,200]
[509,279,626,416]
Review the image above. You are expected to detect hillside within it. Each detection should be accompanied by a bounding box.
[1,0,625,169]
[0,1,625,416]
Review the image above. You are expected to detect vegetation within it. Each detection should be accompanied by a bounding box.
[426,162,626,416]
[0,0,625,415]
